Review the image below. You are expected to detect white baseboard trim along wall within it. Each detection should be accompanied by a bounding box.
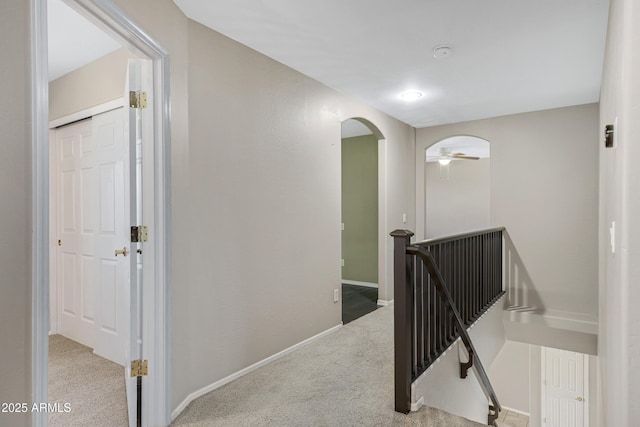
[502,406,530,417]
[171,323,343,420]
[341,280,379,288]
[377,299,394,307]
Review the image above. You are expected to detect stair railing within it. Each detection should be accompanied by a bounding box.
[391,228,505,425]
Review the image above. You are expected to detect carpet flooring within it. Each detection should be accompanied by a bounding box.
[172,306,491,427]
[48,334,128,427]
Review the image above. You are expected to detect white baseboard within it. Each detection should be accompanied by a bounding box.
[171,323,343,421]
[410,396,424,412]
[342,280,379,289]
[502,406,530,417]
[377,299,394,307]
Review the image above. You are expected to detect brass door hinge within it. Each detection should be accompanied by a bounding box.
[131,226,148,243]
[129,91,147,109]
[131,359,148,377]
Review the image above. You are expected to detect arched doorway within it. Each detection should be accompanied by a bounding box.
[340,118,387,323]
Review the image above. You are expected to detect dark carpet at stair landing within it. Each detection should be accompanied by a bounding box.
[48,334,128,427]
[342,283,379,324]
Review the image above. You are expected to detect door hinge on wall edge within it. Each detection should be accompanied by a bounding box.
[129,90,147,109]
[131,226,148,243]
[131,359,148,377]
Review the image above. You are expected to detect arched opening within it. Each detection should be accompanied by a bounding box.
[340,118,386,324]
[424,135,490,239]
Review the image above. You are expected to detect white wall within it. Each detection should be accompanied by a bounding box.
[598,0,640,423]
[416,104,599,319]
[0,1,31,426]
[413,297,506,424]
[425,158,490,239]
[489,340,529,414]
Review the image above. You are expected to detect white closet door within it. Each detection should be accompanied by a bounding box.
[56,119,96,348]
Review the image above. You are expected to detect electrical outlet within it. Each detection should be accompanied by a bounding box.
[402,213,407,224]
[334,289,339,303]
[341,259,344,267]
[341,223,345,231]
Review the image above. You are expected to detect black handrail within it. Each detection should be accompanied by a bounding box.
[414,226,506,247]
[391,228,504,425]
[407,245,501,420]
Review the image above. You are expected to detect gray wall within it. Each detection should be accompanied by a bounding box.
[598,0,640,423]
[183,19,414,405]
[341,135,378,283]
[416,104,599,319]
[425,158,490,239]
[0,1,31,426]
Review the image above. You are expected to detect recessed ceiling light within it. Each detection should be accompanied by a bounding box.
[399,91,423,101]
[433,44,453,59]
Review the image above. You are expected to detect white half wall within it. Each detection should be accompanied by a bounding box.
[412,297,506,424]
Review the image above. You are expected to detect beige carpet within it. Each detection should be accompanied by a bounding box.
[48,334,128,427]
[172,306,495,427]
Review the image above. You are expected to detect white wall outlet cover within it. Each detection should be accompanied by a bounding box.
[334,289,339,303]
[402,213,407,224]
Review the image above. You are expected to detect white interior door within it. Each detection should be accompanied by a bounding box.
[124,58,144,427]
[543,348,587,427]
[56,119,96,348]
[91,107,129,366]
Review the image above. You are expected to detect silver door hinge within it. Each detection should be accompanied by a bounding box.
[131,359,148,377]
[131,226,148,243]
[129,91,147,109]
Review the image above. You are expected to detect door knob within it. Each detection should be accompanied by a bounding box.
[115,247,128,257]
[576,396,584,402]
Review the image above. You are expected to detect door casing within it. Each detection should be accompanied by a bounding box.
[31,0,172,426]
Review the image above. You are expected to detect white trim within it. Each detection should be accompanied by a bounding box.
[32,1,172,426]
[378,138,389,302]
[502,406,530,417]
[541,347,546,427]
[49,97,123,128]
[342,280,379,288]
[31,2,50,427]
[410,396,424,412]
[48,129,58,336]
[377,299,394,307]
[583,354,590,427]
[171,324,343,421]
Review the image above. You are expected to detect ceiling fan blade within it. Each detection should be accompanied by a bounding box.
[451,154,480,160]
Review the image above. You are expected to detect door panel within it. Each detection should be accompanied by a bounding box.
[544,348,586,427]
[91,107,128,366]
[56,120,95,347]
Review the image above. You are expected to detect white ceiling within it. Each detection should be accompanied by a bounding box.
[47,0,610,127]
[48,0,120,81]
[174,0,609,128]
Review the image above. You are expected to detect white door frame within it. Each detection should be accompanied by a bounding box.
[541,347,589,427]
[31,1,172,426]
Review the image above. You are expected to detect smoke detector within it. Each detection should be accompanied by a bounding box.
[433,44,453,59]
